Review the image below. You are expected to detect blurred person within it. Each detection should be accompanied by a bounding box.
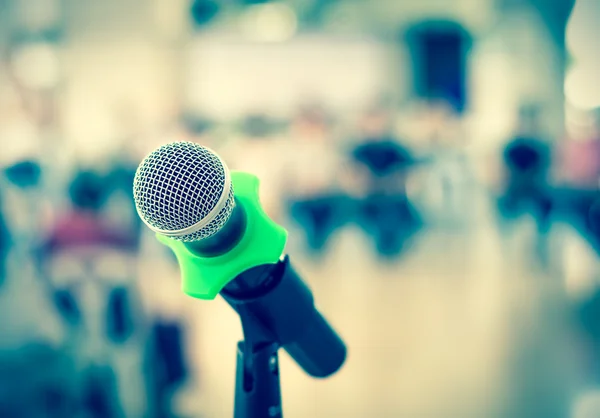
[498,105,553,221]
[102,147,145,244]
[496,104,554,264]
[223,110,289,222]
[0,165,134,417]
[41,167,192,418]
[1,159,47,248]
[40,169,136,417]
[282,102,353,256]
[0,60,61,265]
[418,98,473,227]
[0,158,52,299]
[0,157,42,286]
[350,102,422,259]
[39,167,192,418]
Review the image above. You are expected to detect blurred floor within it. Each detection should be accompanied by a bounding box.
[148,189,577,418]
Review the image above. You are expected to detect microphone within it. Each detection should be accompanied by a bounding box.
[133,141,346,378]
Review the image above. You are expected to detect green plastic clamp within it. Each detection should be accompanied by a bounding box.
[156,171,288,300]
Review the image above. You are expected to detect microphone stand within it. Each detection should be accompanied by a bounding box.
[219,254,345,418]
[233,311,282,418]
[222,263,285,418]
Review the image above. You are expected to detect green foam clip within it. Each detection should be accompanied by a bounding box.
[156,171,288,300]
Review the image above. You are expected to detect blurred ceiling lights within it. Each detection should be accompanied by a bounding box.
[10,42,61,90]
[240,3,298,42]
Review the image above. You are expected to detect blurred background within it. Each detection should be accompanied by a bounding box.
[0,0,599,417]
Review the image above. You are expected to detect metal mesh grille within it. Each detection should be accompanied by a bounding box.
[133,141,234,241]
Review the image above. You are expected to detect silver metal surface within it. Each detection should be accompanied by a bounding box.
[133,141,234,241]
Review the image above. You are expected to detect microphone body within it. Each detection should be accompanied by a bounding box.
[132,142,346,378]
[223,257,346,378]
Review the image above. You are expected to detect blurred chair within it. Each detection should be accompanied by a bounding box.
[350,128,423,259]
[146,320,190,418]
[496,105,555,266]
[357,192,422,258]
[284,103,350,256]
[498,135,553,228]
[68,170,110,212]
[4,159,42,189]
[105,287,136,344]
[81,365,124,418]
[289,193,354,255]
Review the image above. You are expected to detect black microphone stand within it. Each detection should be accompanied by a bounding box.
[233,311,282,418]
[220,255,346,418]
[222,263,285,418]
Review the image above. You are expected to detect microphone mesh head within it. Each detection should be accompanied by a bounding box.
[133,141,234,241]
